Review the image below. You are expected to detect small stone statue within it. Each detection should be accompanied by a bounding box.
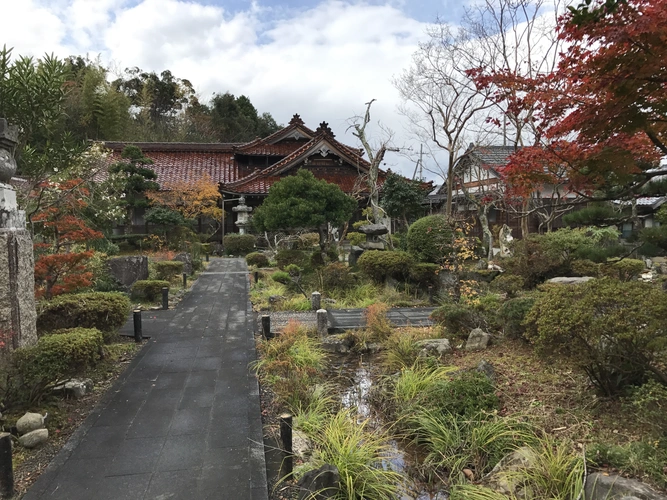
[498,224,513,258]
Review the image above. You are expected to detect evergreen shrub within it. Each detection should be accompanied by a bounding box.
[321,262,355,290]
[223,234,256,255]
[246,252,270,268]
[37,292,130,340]
[276,249,309,270]
[153,260,184,281]
[357,250,414,283]
[132,280,171,301]
[407,215,453,263]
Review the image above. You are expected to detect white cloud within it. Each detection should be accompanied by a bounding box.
[2,0,433,175]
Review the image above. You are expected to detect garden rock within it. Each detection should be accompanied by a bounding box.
[466,328,490,351]
[547,276,595,285]
[584,472,667,500]
[292,430,312,460]
[348,246,364,267]
[482,446,538,498]
[19,428,48,449]
[476,359,496,381]
[269,295,284,304]
[321,335,352,354]
[16,412,46,435]
[416,338,452,356]
[499,224,514,257]
[323,298,337,305]
[297,464,340,500]
[439,271,458,291]
[106,255,148,289]
[53,378,93,399]
[174,252,193,275]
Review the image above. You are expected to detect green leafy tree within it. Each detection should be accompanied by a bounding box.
[380,172,429,228]
[252,170,356,251]
[210,92,281,142]
[108,146,159,226]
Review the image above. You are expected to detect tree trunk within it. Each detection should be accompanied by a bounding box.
[445,152,455,217]
[521,200,530,238]
[479,206,493,262]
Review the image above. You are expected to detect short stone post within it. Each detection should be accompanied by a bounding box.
[261,315,273,339]
[428,286,434,304]
[316,309,328,338]
[161,287,169,310]
[310,291,321,311]
[133,309,142,343]
[0,432,13,498]
[182,272,187,289]
[205,253,209,262]
[279,413,293,478]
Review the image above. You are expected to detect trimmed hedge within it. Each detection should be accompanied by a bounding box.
[37,292,130,339]
[357,250,414,283]
[246,252,270,268]
[14,327,104,403]
[224,234,256,255]
[276,249,309,270]
[601,258,645,281]
[407,215,453,263]
[498,296,536,338]
[409,262,440,289]
[132,280,170,301]
[153,260,184,281]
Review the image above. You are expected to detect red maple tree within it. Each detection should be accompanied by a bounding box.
[33,179,103,299]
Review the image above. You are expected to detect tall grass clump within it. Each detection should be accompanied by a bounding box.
[408,409,536,482]
[365,302,392,340]
[305,410,403,499]
[381,327,442,371]
[292,384,339,436]
[253,320,326,406]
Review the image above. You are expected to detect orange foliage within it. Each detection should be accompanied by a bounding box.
[146,174,222,221]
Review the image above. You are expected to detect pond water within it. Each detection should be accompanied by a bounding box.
[331,354,448,500]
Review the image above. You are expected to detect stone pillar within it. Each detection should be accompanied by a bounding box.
[232,197,253,235]
[0,119,37,349]
[310,291,321,311]
[316,309,328,338]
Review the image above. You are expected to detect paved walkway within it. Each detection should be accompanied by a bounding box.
[25,259,267,500]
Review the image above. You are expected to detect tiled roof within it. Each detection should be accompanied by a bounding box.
[104,150,238,185]
[234,141,306,156]
[472,146,520,170]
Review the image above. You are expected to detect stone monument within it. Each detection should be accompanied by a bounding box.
[0,118,37,349]
[358,223,389,251]
[498,224,513,258]
[232,196,252,235]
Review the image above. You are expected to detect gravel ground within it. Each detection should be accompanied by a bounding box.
[255,311,318,334]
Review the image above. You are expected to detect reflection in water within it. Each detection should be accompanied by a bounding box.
[332,355,447,500]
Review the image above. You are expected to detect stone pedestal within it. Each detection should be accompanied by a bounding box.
[0,119,37,350]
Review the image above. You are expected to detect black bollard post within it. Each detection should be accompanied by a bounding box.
[205,253,209,262]
[279,413,293,478]
[182,272,187,289]
[0,433,13,498]
[428,286,434,304]
[133,309,142,343]
[162,287,169,310]
[254,271,259,284]
[261,315,273,339]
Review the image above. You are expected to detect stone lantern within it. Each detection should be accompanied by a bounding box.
[0,118,37,349]
[232,196,253,235]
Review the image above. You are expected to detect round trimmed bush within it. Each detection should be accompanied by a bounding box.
[153,260,184,281]
[490,274,524,297]
[271,270,291,285]
[407,215,453,263]
[321,262,355,290]
[246,252,270,267]
[132,280,171,301]
[37,292,130,338]
[357,250,414,283]
[276,249,309,270]
[409,263,440,289]
[223,234,256,255]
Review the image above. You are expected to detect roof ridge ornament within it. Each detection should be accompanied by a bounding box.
[289,114,305,126]
[316,121,334,137]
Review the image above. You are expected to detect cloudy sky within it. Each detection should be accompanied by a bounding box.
[2,0,476,177]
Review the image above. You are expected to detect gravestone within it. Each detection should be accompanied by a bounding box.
[0,119,37,350]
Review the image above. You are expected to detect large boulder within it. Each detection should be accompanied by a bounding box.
[16,412,46,435]
[174,252,193,275]
[416,338,452,356]
[584,473,667,500]
[106,255,148,289]
[297,464,340,500]
[19,428,48,449]
[465,328,490,351]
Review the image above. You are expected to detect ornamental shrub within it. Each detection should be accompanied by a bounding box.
[570,259,601,277]
[321,262,355,291]
[223,234,256,255]
[13,327,104,404]
[422,371,499,417]
[271,271,291,285]
[600,258,645,281]
[357,250,414,283]
[246,252,270,268]
[276,249,309,270]
[406,215,453,263]
[409,263,440,289]
[490,274,524,297]
[310,248,339,268]
[430,303,482,338]
[297,232,320,249]
[132,280,171,301]
[524,278,667,396]
[625,380,667,437]
[346,232,366,246]
[37,292,130,340]
[153,260,184,281]
[497,296,536,338]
